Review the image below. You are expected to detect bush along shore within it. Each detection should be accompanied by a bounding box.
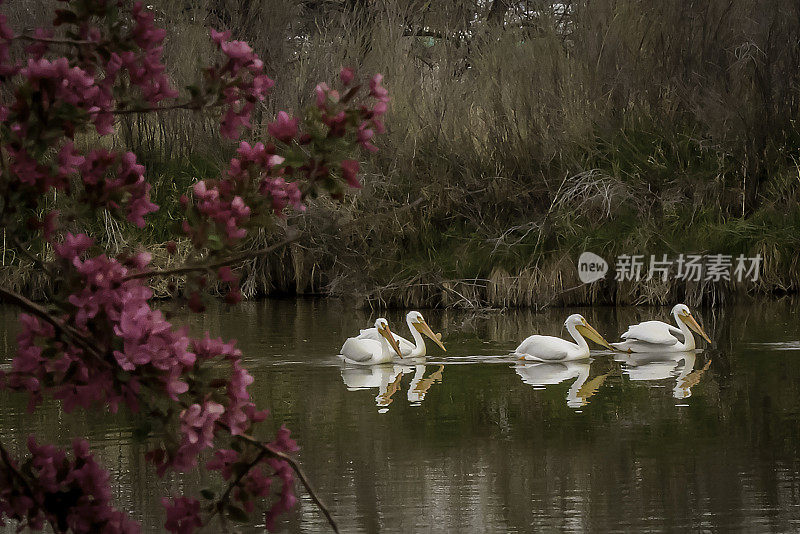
[3,0,799,308]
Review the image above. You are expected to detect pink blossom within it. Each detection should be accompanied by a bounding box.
[217,266,237,284]
[208,29,273,139]
[0,437,141,533]
[358,125,379,153]
[123,3,178,105]
[270,425,299,453]
[260,177,304,216]
[315,82,330,108]
[58,142,85,181]
[267,111,299,143]
[206,449,239,480]
[341,159,361,188]
[54,233,94,260]
[210,29,231,45]
[222,361,256,435]
[340,67,355,85]
[370,73,390,102]
[79,150,158,227]
[264,457,297,532]
[221,40,254,62]
[162,497,203,534]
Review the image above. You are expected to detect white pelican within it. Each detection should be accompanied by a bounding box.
[514,314,614,361]
[515,361,607,408]
[611,304,711,353]
[340,318,403,365]
[358,311,445,358]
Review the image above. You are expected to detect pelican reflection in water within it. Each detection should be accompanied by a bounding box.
[615,351,711,399]
[407,364,444,405]
[515,360,608,408]
[340,364,445,412]
[341,364,406,413]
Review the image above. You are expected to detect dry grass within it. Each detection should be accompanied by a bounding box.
[3,0,800,307]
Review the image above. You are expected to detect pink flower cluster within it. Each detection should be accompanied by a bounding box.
[267,111,299,143]
[203,426,299,533]
[260,176,304,216]
[182,140,304,249]
[193,335,268,434]
[305,68,390,189]
[80,150,159,228]
[0,437,140,533]
[1,235,189,413]
[185,180,252,243]
[357,74,390,153]
[233,141,303,215]
[162,497,203,534]
[146,335,266,478]
[209,29,275,139]
[6,144,157,229]
[0,4,387,532]
[121,2,179,105]
[236,142,304,215]
[19,57,114,136]
[58,234,195,404]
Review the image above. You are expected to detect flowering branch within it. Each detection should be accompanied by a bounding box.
[244,439,340,534]
[0,286,104,361]
[0,1,390,532]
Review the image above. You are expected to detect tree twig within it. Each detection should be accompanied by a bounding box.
[10,237,56,278]
[121,232,301,282]
[0,440,33,495]
[0,285,104,361]
[233,432,340,534]
[109,101,201,115]
[14,34,97,46]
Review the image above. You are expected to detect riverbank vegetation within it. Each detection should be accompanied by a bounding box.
[4,0,800,308]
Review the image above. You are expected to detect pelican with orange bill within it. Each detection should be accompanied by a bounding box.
[341,318,404,365]
[611,303,712,353]
[357,311,446,358]
[514,314,615,362]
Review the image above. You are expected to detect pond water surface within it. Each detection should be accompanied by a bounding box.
[1,299,800,532]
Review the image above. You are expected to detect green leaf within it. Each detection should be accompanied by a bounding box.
[226,505,250,523]
[131,420,153,442]
[207,233,223,251]
[200,488,215,500]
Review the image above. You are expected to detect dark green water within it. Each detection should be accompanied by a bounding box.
[2,299,800,533]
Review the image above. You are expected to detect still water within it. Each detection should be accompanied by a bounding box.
[2,299,800,532]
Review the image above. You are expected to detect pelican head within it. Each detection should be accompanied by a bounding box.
[671,304,711,343]
[566,314,615,351]
[408,311,446,351]
[375,318,404,357]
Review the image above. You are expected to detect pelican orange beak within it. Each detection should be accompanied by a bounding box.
[576,321,615,351]
[413,318,446,352]
[379,323,404,358]
[681,313,712,344]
